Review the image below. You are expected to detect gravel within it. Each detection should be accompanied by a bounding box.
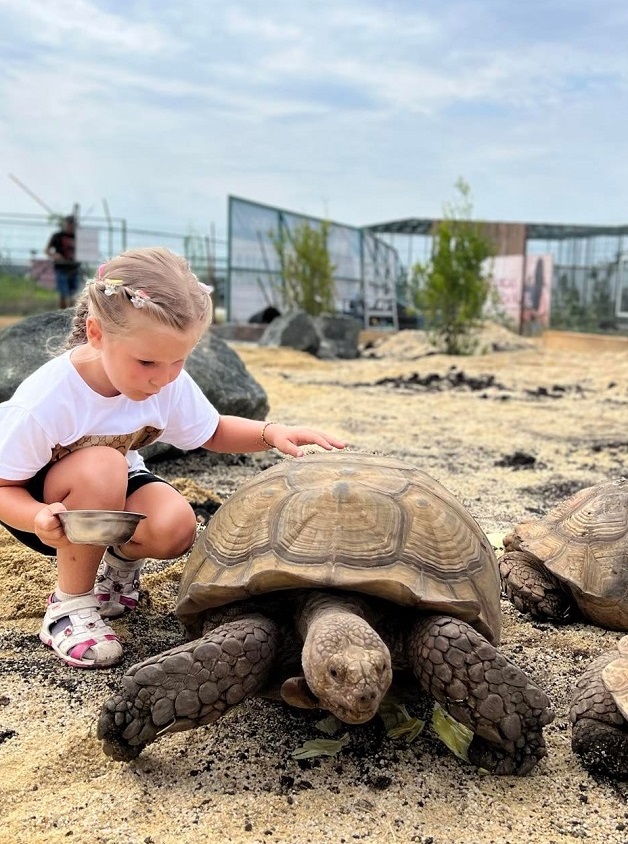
[2,327,628,843]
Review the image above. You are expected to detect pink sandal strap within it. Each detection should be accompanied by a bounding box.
[94,551,144,618]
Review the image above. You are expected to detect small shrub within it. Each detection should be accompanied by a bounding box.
[269,219,336,317]
[411,179,495,354]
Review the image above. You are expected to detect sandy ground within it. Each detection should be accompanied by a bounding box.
[2,323,628,844]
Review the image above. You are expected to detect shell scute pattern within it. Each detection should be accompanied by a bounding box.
[512,479,628,600]
[177,453,501,643]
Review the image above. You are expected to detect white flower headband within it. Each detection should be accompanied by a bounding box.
[95,265,150,309]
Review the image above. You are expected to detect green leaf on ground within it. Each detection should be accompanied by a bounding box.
[432,704,474,762]
[485,531,505,553]
[291,733,350,759]
[379,700,425,742]
[315,714,344,736]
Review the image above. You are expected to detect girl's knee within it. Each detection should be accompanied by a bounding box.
[45,446,129,505]
[167,529,197,559]
[78,446,128,477]
[145,506,197,559]
[164,510,198,557]
[128,485,199,556]
[58,446,128,479]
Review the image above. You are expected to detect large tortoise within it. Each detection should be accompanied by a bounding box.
[97,452,553,775]
[499,477,628,777]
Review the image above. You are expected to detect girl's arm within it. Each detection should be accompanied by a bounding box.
[202,416,346,459]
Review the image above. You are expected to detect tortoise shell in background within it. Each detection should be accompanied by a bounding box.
[503,477,628,630]
[176,451,501,642]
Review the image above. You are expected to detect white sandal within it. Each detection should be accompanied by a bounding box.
[94,549,144,618]
[39,593,123,669]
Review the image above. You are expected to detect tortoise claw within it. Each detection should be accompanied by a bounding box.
[468,729,548,776]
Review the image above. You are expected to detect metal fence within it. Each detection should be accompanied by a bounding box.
[6,207,627,333]
[368,218,628,334]
[0,212,227,303]
[227,195,402,324]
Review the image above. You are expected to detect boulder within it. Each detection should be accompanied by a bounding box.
[0,311,269,461]
[248,306,281,324]
[313,314,361,359]
[260,310,361,359]
[259,310,320,355]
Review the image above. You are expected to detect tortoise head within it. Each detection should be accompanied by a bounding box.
[299,602,393,724]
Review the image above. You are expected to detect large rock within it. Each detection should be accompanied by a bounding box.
[313,314,361,360]
[260,310,320,355]
[0,311,269,460]
[260,310,361,359]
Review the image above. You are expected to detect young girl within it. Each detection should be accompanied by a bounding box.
[0,247,345,670]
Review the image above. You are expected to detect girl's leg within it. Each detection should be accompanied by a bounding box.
[44,446,130,592]
[95,479,197,618]
[40,447,130,668]
[121,480,198,561]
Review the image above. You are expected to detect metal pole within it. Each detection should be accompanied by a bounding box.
[226,198,233,322]
[518,228,528,335]
[102,198,113,258]
[8,173,58,216]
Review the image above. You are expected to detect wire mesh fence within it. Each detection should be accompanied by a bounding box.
[0,211,227,308]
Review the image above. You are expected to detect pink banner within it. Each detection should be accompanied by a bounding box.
[489,254,552,333]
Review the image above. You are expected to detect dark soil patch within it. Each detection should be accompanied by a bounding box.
[521,478,588,509]
[495,451,539,469]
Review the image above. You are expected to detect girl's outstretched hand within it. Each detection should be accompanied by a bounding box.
[264,423,346,458]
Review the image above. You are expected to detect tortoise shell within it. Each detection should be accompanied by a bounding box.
[176,452,501,642]
[503,477,628,629]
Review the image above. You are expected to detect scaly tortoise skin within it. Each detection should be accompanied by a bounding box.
[98,452,553,774]
[570,634,628,779]
[499,477,628,777]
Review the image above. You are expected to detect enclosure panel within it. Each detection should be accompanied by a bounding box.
[228,196,400,323]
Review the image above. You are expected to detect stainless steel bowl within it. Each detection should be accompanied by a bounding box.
[57,510,146,545]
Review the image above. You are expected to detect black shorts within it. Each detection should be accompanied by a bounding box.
[1,469,168,556]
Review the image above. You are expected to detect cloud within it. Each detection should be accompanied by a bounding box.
[1,0,628,236]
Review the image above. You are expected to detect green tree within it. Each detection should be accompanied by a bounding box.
[269,219,336,317]
[411,179,495,354]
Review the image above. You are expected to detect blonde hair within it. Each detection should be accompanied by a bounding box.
[66,247,213,348]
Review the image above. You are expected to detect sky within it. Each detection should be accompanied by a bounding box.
[2,0,628,242]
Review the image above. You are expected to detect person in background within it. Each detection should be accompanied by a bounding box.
[45,215,81,309]
[0,246,346,670]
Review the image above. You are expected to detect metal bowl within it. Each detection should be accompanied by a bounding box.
[57,510,146,545]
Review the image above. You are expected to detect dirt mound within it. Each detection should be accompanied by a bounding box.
[363,321,537,360]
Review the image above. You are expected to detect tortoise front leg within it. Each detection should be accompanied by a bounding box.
[499,550,573,621]
[407,615,554,775]
[570,649,628,779]
[98,614,280,761]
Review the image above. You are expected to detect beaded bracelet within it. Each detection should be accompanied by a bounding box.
[260,421,278,449]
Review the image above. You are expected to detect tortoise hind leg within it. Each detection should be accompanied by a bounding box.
[97,614,280,761]
[499,550,574,621]
[407,615,554,775]
[570,648,628,779]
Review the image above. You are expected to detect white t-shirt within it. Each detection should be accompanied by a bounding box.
[0,350,220,480]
